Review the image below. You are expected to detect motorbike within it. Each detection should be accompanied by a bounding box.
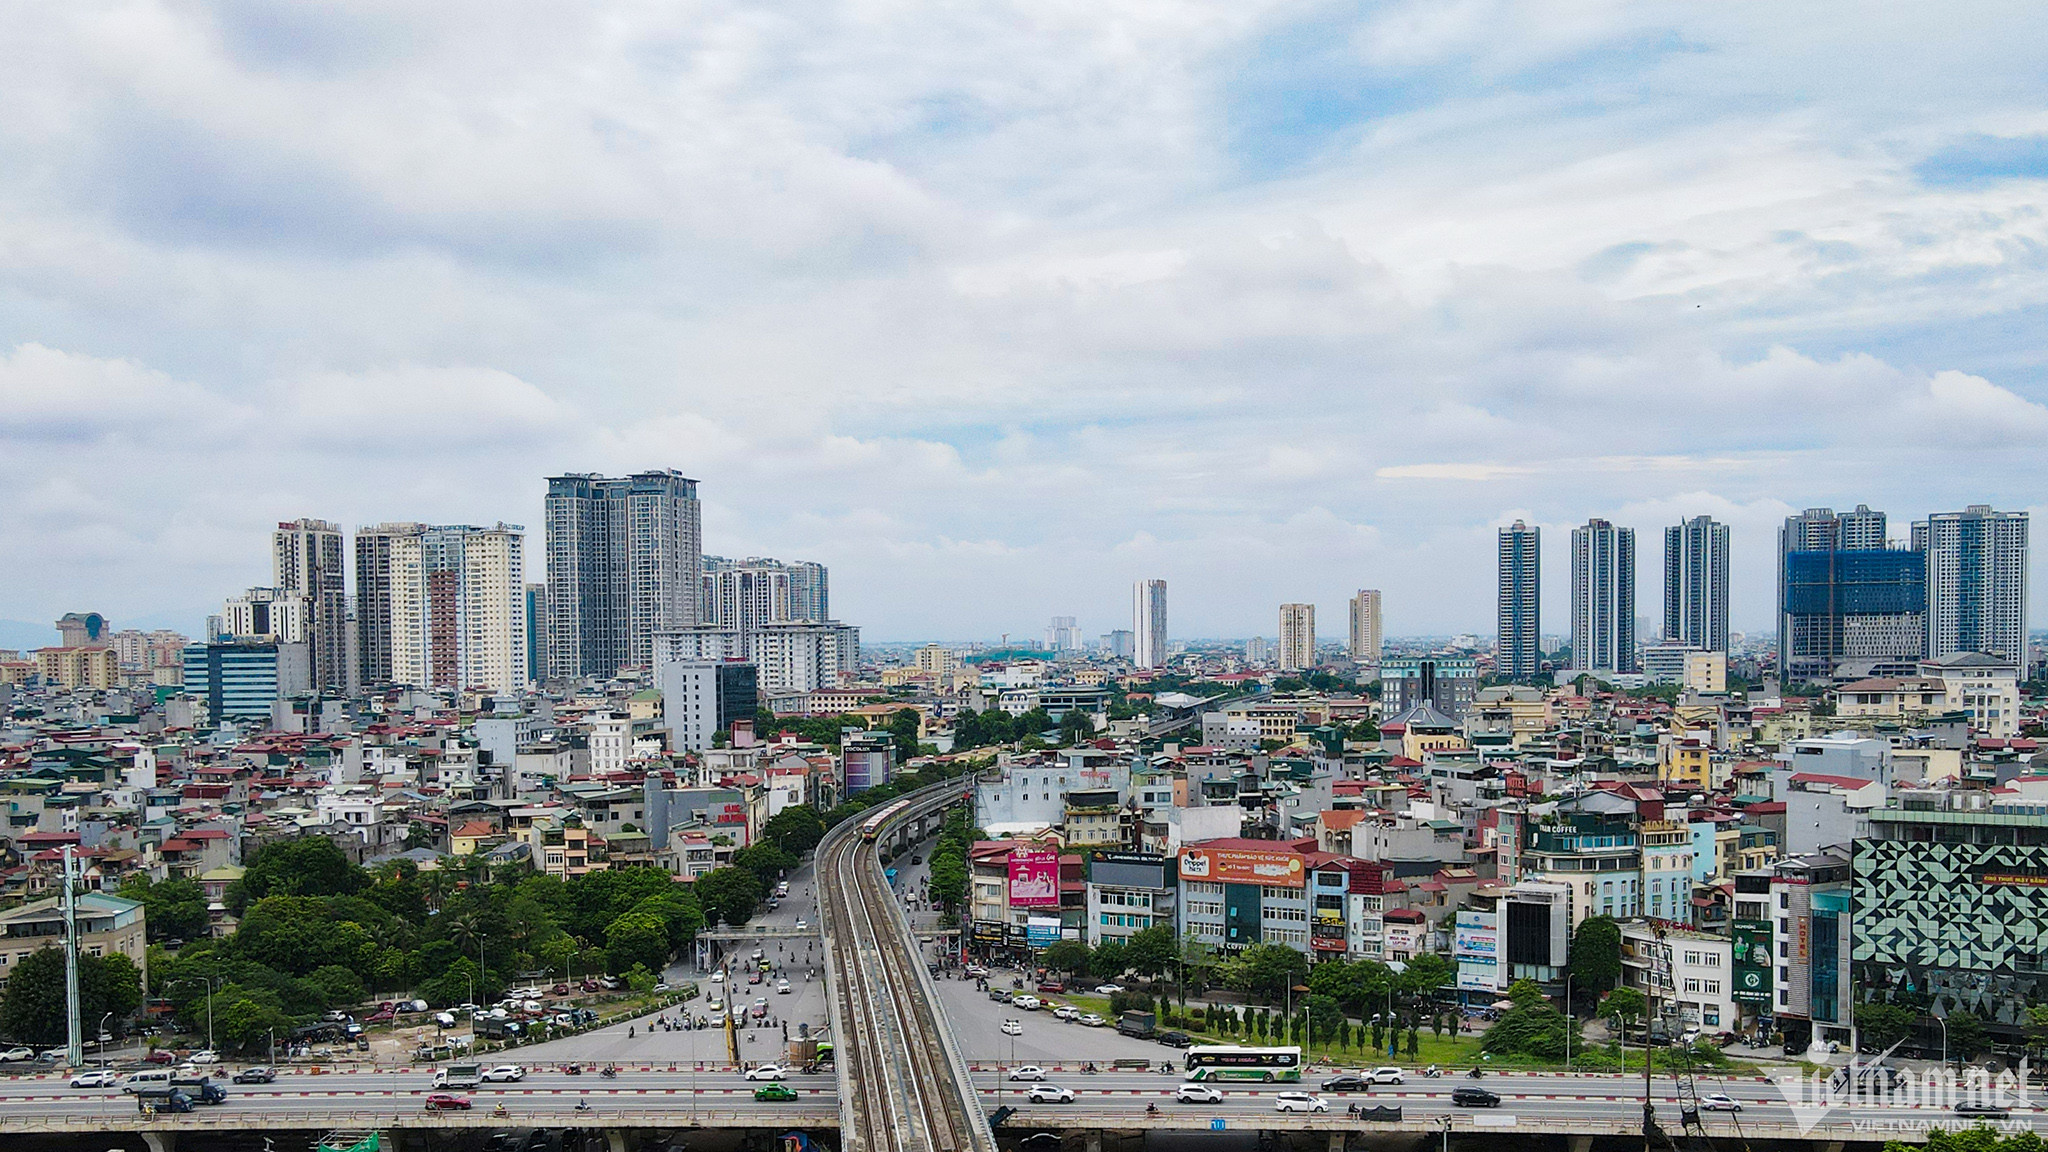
[564,1063,581,1075]
[1423,1065,1443,1078]
[1146,1103,1160,1115]
[1468,1067,1484,1079]
[574,1100,592,1114]
[1081,1063,1098,1074]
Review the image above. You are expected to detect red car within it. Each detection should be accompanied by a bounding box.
[551,985,569,996]
[144,1051,177,1065]
[366,1008,396,1024]
[580,980,599,993]
[424,1093,472,1112]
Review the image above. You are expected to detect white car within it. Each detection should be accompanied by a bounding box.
[1027,1085,1075,1104]
[1013,995,1042,1011]
[777,979,792,994]
[71,1069,120,1088]
[1077,1013,1107,1028]
[1052,1005,1079,1021]
[1700,1093,1743,1112]
[1002,1019,1023,1036]
[188,1050,221,1064]
[1008,1066,1048,1082]
[710,971,726,983]
[966,964,989,977]
[479,1065,526,1083]
[794,918,808,930]
[1175,1083,1224,1104]
[1366,1066,1406,1084]
[1275,1092,1328,1113]
[0,1046,32,1062]
[654,982,671,993]
[744,1064,788,1081]
[708,1014,727,1028]
[1094,984,1125,995]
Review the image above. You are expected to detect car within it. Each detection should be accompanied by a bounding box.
[1014,995,1042,1011]
[1175,1083,1224,1104]
[1037,980,1065,994]
[1052,1004,1079,1020]
[232,1067,277,1084]
[1008,1066,1048,1081]
[777,979,792,994]
[71,1069,120,1088]
[754,1082,800,1102]
[580,980,600,993]
[966,964,989,977]
[479,1065,526,1083]
[1366,1067,1406,1085]
[188,1050,221,1064]
[1275,1092,1328,1113]
[1452,1086,1502,1108]
[144,1050,177,1065]
[1158,1030,1193,1048]
[0,1046,32,1062]
[707,1014,727,1028]
[794,918,808,930]
[424,1092,473,1111]
[1956,1101,2012,1118]
[1002,1019,1023,1036]
[1320,1075,1369,1093]
[654,982,671,993]
[1699,1093,1743,1112]
[748,971,764,985]
[1026,1085,1075,1104]
[989,989,1013,1003]
[1094,984,1125,995]
[1077,1013,1107,1028]
[745,1064,788,1081]
[710,971,726,983]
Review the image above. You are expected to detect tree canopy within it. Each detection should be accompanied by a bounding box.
[0,947,144,1046]
[1567,916,1622,997]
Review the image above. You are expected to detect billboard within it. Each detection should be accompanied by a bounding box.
[1007,847,1061,907]
[1731,918,1773,1005]
[1179,845,1305,888]
[1090,851,1168,890]
[1025,916,1062,947]
[1455,910,1501,992]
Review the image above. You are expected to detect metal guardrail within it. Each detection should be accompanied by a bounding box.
[0,1107,841,1133]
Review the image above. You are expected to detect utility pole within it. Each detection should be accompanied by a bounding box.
[63,847,82,1068]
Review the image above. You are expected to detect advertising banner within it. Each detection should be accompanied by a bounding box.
[1731,918,1773,1005]
[1007,847,1061,907]
[1025,916,1062,947]
[1178,845,1305,888]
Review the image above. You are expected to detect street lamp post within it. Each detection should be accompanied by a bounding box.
[174,978,217,1054]
[1565,972,1573,1072]
[1935,1014,1950,1072]
[96,1013,112,1067]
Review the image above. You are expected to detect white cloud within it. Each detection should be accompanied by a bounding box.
[1,2,2047,639]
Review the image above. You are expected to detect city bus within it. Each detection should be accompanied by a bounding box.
[1183,1045,1303,1082]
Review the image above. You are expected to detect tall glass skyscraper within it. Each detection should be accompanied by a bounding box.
[1664,515,1730,652]
[1570,519,1636,674]
[544,471,702,677]
[1916,506,2028,665]
[1777,506,1924,682]
[1132,579,1168,670]
[1496,521,1541,678]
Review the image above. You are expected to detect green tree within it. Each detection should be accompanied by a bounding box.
[1307,994,1344,1043]
[1855,1002,1917,1052]
[118,875,211,942]
[1406,1025,1420,1059]
[606,910,672,975]
[1482,994,1574,1060]
[731,843,798,887]
[1945,1011,1986,1063]
[693,867,762,927]
[100,953,144,1024]
[1566,916,1623,999]
[1238,943,1308,1003]
[306,965,367,1009]
[228,836,368,916]
[1370,1018,1384,1052]
[1092,939,1129,980]
[888,709,924,761]
[1058,710,1097,746]
[1886,1126,2048,1152]
[1507,978,1547,1007]
[0,947,139,1046]
[1400,952,1453,998]
[1124,925,1176,978]
[761,806,827,855]
[1042,940,1091,977]
[1600,987,1648,1032]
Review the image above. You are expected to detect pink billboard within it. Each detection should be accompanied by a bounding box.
[1006,847,1060,908]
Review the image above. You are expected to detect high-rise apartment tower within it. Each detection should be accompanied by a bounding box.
[1497,522,1541,678]
[1664,516,1730,652]
[1278,603,1316,672]
[1571,519,1637,674]
[545,471,702,678]
[273,518,347,692]
[1916,506,2028,666]
[1348,589,1382,666]
[1132,580,1168,670]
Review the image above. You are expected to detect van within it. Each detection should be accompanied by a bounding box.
[122,1069,175,1094]
[434,1012,457,1028]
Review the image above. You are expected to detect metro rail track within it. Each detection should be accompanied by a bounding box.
[818,786,991,1152]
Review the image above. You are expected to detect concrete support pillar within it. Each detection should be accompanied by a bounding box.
[140,1133,175,1152]
[1820,1142,1846,1152]
[1084,1131,1104,1152]
[1329,1132,1348,1152]
[606,1129,630,1152]
[1568,1136,1594,1152]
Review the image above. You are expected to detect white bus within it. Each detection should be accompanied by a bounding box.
[1183,1044,1303,1082]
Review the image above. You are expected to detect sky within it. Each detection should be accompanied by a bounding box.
[4,2,2048,646]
